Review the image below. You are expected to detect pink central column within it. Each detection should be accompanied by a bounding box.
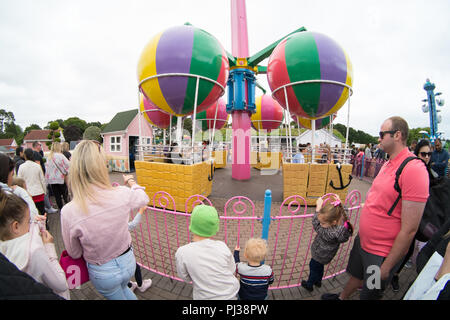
[231,0,251,180]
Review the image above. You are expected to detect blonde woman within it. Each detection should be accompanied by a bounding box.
[60,140,149,300]
[61,142,71,161]
[45,142,70,211]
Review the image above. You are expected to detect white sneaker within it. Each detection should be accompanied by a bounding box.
[137,279,152,292]
[129,281,138,292]
[46,207,58,214]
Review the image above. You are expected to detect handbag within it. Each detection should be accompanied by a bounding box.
[59,250,90,289]
[52,158,68,183]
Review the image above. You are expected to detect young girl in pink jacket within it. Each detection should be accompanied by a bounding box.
[0,188,70,299]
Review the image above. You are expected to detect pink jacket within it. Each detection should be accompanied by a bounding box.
[60,184,149,265]
[0,222,70,299]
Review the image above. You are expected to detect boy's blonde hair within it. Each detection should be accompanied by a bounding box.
[11,177,26,189]
[69,140,112,213]
[244,238,268,262]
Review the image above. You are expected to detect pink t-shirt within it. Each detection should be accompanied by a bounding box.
[359,147,429,257]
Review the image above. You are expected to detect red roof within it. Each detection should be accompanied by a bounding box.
[0,138,14,146]
[23,130,52,141]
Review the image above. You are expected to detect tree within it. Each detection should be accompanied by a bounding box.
[333,123,377,145]
[63,125,83,143]
[0,122,22,138]
[86,121,102,128]
[24,124,42,136]
[45,119,65,129]
[45,121,61,148]
[408,127,430,146]
[83,126,102,142]
[0,109,15,133]
[63,117,87,133]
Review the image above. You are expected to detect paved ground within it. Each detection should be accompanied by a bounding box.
[48,164,418,300]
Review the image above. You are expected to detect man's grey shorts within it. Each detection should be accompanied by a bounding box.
[346,234,403,300]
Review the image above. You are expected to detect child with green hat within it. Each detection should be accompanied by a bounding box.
[175,205,239,300]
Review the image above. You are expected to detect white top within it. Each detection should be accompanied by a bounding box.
[0,223,69,299]
[404,251,449,300]
[175,239,239,300]
[17,160,46,196]
[292,152,305,163]
[45,153,70,185]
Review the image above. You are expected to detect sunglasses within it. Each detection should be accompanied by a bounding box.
[379,130,397,139]
[420,152,432,158]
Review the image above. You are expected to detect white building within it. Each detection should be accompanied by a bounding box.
[295,129,343,147]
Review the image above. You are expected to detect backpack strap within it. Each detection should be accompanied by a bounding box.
[387,156,425,216]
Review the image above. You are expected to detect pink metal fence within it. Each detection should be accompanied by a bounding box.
[130,189,362,290]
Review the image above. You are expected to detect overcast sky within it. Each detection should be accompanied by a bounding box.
[1,0,449,138]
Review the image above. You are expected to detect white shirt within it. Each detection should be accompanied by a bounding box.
[17,160,46,196]
[293,152,305,163]
[175,239,239,300]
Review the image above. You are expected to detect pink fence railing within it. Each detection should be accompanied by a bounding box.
[130,189,362,290]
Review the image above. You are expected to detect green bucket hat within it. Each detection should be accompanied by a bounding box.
[189,205,220,237]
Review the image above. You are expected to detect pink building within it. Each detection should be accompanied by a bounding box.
[0,138,18,157]
[23,130,52,152]
[101,108,153,172]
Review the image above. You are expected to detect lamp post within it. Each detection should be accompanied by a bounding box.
[422,78,444,144]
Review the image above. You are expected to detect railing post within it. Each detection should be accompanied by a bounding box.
[360,155,365,179]
[261,189,272,241]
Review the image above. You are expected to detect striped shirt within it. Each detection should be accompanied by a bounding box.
[234,250,274,300]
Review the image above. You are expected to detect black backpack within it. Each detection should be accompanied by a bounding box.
[388,156,450,242]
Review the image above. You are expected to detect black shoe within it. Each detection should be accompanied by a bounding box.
[391,275,400,292]
[301,280,313,292]
[321,293,341,300]
[314,281,322,288]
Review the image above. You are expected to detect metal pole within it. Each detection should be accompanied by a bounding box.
[283,87,292,161]
[345,94,351,163]
[191,76,200,161]
[138,92,143,161]
[261,189,272,241]
[169,115,172,146]
[311,119,316,163]
[211,100,219,146]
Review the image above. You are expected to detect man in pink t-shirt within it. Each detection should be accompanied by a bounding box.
[322,116,429,300]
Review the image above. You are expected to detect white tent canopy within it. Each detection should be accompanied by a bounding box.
[295,129,342,147]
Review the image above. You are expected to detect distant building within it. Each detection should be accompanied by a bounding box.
[0,138,18,157]
[23,130,52,152]
[101,109,153,172]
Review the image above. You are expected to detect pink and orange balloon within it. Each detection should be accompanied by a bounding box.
[251,94,284,132]
[140,94,172,129]
[195,98,229,131]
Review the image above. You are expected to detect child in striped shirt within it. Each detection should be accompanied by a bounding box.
[234,238,274,300]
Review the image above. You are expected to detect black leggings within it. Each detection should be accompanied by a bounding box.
[34,200,48,230]
[128,264,142,287]
[34,200,45,215]
[50,184,68,210]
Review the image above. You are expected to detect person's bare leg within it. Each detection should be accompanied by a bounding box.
[339,276,363,300]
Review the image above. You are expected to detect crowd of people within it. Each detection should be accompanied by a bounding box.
[0,115,449,300]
